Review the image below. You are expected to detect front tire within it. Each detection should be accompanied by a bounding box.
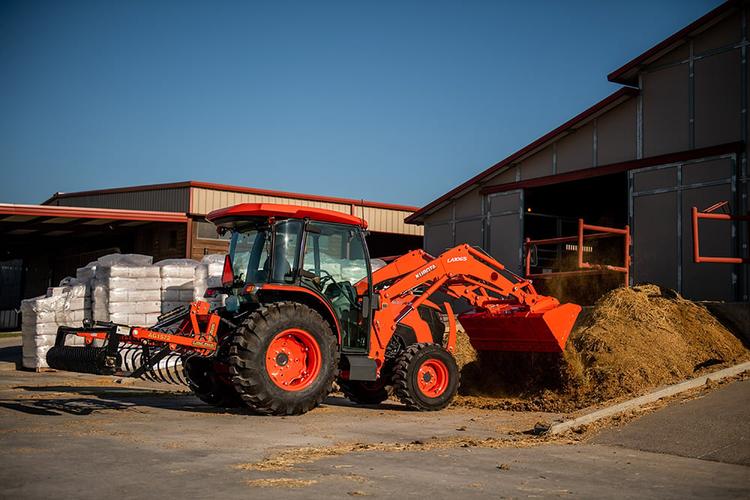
[228,302,338,415]
[393,343,459,411]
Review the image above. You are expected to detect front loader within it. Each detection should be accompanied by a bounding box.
[46,203,581,415]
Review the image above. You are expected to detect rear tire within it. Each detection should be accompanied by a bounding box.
[393,343,459,411]
[228,302,338,415]
[184,356,243,408]
[339,379,391,405]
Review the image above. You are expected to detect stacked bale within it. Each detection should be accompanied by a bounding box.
[158,259,201,313]
[194,254,226,309]
[20,284,89,369]
[92,254,161,326]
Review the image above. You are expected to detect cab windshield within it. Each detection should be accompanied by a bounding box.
[228,219,303,284]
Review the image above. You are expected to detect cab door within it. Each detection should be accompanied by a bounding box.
[300,222,372,352]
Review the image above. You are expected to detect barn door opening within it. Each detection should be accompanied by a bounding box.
[523,172,629,304]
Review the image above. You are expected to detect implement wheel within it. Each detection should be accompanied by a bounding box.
[184,356,243,408]
[228,302,338,415]
[339,379,391,405]
[393,343,459,411]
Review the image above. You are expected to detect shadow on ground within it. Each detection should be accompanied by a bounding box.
[5,384,407,416]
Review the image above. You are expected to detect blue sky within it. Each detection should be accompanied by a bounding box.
[0,0,722,206]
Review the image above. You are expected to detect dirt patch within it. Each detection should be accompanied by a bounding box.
[455,284,749,412]
[246,478,318,488]
[235,434,575,472]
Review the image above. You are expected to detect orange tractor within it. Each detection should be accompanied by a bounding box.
[47,203,581,414]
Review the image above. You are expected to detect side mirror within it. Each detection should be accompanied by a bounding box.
[221,254,235,287]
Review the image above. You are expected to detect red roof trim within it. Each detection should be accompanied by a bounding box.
[608,0,739,85]
[405,87,638,224]
[206,203,368,228]
[0,203,189,223]
[43,180,418,213]
[479,141,743,195]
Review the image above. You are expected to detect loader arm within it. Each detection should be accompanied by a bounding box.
[368,244,581,362]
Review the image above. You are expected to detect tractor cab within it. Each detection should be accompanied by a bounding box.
[207,203,373,353]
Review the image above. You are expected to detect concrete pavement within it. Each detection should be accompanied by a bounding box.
[0,336,747,498]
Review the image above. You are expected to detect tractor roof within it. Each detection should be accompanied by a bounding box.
[207,203,368,228]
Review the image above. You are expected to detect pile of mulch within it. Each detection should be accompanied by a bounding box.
[453,284,748,412]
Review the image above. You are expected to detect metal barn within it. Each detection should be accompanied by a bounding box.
[407,0,749,303]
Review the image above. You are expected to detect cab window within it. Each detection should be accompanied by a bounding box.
[301,222,369,350]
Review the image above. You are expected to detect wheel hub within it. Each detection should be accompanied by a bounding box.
[417,358,449,398]
[275,352,289,366]
[265,328,322,392]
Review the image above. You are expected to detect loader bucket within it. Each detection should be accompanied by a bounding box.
[458,303,582,353]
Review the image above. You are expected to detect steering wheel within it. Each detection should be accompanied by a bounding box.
[302,268,335,291]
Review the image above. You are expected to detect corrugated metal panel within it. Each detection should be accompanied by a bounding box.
[695,49,741,148]
[192,187,422,236]
[692,10,741,53]
[53,188,189,213]
[556,123,594,173]
[519,146,553,180]
[643,65,690,156]
[597,98,637,165]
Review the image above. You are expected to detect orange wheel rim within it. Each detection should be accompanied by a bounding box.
[417,358,449,398]
[265,328,322,392]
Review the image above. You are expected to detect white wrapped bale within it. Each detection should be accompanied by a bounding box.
[161,301,188,313]
[76,262,97,283]
[194,254,227,308]
[96,253,153,267]
[20,284,89,369]
[91,254,162,323]
[157,259,201,313]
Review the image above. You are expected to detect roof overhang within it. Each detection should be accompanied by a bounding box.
[0,203,188,238]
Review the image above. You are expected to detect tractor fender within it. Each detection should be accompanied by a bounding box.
[257,284,342,345]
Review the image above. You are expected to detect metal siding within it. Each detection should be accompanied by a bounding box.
[681,183,735,301]
[489,191,520,214]
[556,123,594,173]
[693,11,742,54]
[485,166,518,185]
[695,50,742,148]
[424,222,453,255]
[597,98,637,165]
[643,65,690,156]
[489,213,521,273]
[453,189,483,218]
[425,203,453,224]
[455,218,483,248]
[488,191,523,273]
[191,188,420,236]
[682,157,733,185]
[633,167,678,192]
[519,146,553,180]
[54,188,189,212]
[632,191,679,289]
[650,41,691,67]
